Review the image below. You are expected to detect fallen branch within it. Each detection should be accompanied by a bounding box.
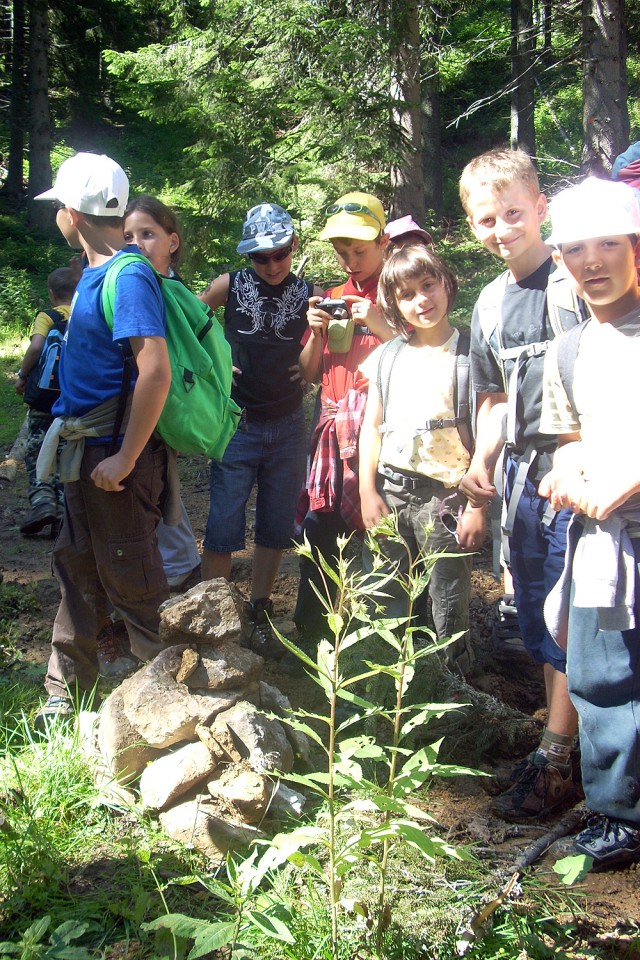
[455,803,585,956]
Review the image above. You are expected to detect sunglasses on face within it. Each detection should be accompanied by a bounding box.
[325,201,383,231]
[248,244,293,265]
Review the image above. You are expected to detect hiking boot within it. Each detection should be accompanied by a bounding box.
[483,753,534,796]
[244,598,284,660]
[34,695,74,732]
[491,754,576,821]
[20,500,58,536]
[573,814,640,871]
[96,619,139,681]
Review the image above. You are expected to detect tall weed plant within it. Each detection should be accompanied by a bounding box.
[147,519,478,959]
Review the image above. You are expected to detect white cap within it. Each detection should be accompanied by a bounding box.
[548,176,640,247]
[34,153,129,217]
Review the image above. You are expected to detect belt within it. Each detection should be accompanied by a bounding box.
[378,464,445,491]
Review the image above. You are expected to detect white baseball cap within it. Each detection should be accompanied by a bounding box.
[548,176,640,247]
[34,153,129,217]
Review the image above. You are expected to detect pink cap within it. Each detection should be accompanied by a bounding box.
[385,215,433,244]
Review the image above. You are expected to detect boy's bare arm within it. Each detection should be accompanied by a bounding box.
[540,435,640,520]
[90,335,171,492]
[459,392,507,506]
[199,273,230,311]
[358,383,389,528]
[15,334,46,393]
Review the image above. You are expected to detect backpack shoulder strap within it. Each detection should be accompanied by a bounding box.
[454,327,474,454]
[475,269,510,382]
[101,251,160,329]
[555,320,589,421]
[100,252,159,456]
[546,265,589,336]
[376,336,406,422]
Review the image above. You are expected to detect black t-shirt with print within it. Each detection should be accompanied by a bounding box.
[471,257,558,481]
[224,268,312,420]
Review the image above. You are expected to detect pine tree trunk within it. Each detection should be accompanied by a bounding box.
[582,0,629,175]
[4,0,27,206]
[389,0,425,223]
[422,54,443,216]
[26,0,52,230]
[510,0,536,157]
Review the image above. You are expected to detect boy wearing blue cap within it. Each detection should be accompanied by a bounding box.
[540,176,640,870]
[200,204,322,658]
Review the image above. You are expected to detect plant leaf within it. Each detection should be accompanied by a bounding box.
[245,910,295,942]
[553,853,594,884]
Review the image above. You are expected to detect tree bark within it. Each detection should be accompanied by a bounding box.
[422,56,443,216]
[26,0,52,230]
[4,0,27,205]
[510,0,536,157]
[389,0,425,223]
[582,0,629,175]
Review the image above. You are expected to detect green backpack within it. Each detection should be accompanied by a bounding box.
[102,251,241,460]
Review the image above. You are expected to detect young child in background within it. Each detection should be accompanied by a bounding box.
[539,176,640,869]
[15,268,78,536]
[295,192,394,637]
[123,196,201,591]
[359,244,482,675]
[199,203,321,658]
[458,149,582,823]
[384,215,433,256]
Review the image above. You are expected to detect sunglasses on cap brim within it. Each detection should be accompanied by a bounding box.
[248,244,293,264]
[325,202,383,231]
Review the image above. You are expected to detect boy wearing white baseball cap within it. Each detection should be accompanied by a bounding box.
[539,176,640,869]
[33,153,171,727]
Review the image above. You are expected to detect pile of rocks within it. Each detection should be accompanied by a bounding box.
[94,580,308,860]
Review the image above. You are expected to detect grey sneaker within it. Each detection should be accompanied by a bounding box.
[34,695,74,731]
[491,755,576,822]
[20,500,58,536]
[96,619,139,681]
[574,814,640,871]
[244,598,284,660]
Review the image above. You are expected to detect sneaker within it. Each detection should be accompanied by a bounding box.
[96,619,139,681]
[574,814,640,870]
[491,754,576,821]
[20,500,58,536]
[34,695,74,731]
[244,598,284,660]
[167,563,202,592]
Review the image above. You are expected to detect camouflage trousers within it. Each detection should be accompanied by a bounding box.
[24,408,63,508]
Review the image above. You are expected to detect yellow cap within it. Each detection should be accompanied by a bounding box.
[319,191,386,242]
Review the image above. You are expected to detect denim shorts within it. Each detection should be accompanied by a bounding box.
[204,407,307,553]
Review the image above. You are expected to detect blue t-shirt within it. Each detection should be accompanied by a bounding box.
[53,247,166,418]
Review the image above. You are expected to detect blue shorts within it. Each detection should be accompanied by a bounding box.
[506,457,571,672]
[203,408,307,554]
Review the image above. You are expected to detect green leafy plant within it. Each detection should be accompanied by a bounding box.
[0,916,91,960]
[255,517,478,958]
[143,852,295,959]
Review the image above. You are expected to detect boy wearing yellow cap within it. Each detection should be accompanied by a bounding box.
[295,192,393,636]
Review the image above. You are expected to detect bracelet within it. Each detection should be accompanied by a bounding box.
[17,369,26,379]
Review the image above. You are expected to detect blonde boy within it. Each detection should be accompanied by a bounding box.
[538,176,640,870]
[459,149,580,822]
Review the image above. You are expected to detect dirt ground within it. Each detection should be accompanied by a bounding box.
[1,448,639,949]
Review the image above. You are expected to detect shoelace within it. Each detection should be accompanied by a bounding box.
[581,816,640,845]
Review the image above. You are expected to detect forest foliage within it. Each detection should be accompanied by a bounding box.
[1,0,640,286]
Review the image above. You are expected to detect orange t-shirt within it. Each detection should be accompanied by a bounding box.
[321,273,382,403]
